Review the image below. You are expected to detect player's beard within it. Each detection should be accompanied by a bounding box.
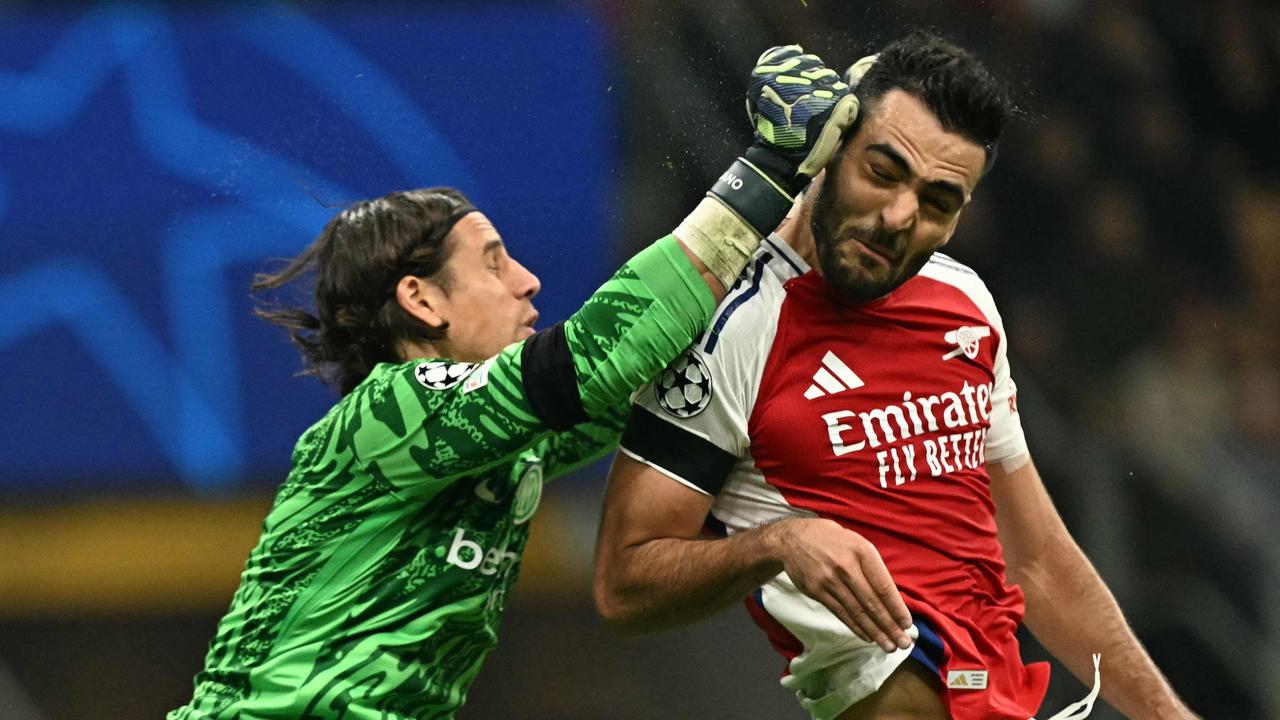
[810,169,934,304]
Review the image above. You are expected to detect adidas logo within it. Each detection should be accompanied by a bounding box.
[804,351,864,399]
[946,669,988,690]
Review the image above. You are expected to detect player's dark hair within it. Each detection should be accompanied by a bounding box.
[853,31,1012,171]
[252,187,477,395]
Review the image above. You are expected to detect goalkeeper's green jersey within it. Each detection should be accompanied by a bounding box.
[170,236,715,719]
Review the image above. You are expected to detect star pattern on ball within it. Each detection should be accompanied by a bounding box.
[414,361,477,391]
[654,350,713,418]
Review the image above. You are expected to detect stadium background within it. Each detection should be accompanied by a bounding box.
[0,1,1275,717]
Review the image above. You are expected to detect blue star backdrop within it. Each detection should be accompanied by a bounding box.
[0,3,615,494]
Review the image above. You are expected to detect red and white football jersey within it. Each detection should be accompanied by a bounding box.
[621,236,1049,720]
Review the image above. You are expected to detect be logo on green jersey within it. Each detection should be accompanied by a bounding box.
[511,463,543,525]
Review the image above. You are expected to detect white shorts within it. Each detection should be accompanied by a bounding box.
[756,571,919,720]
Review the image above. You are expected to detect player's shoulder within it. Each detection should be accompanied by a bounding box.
[920,251,984,285]
[918,252,1002,317]
[351,359,486,428]
[640,238,803,424]
[699,235,807,357]
[400,358,488,395]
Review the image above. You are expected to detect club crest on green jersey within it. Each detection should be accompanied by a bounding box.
[511,463,543,525]
[414,360,477,390]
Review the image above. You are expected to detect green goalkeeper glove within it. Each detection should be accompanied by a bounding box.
[712,45,860,236]
[677,45,861,288]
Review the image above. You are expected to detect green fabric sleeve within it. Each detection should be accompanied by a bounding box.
[535,400,630,482]
[345,235,715,499]
[565,235,715,418]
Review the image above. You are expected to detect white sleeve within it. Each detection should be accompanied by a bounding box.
[983,302,1029,464]
[621,245,795,495]
[620,344,751,496]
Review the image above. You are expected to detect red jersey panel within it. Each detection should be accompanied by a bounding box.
[621,241,1045,719]
[748,269,1047,719]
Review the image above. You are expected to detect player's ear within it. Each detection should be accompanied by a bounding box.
[396,275,448,331]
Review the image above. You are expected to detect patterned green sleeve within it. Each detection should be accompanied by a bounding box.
[345,235,713,502]
[563,237,714,418]
[533,399,630,482]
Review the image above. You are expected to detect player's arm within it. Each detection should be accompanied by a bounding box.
[516,44,866,484]
[990,456,1199,719]
[535,46,868,482]
[357,46,860,495]
[592,450,912,652]
[532,401,630,482]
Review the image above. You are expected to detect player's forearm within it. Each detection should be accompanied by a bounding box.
[565,38,860,419]
[594,524,785,635]
[538,401,629,481]
[563,234,719,420]
[1016,530,1197,719]
[673,237,730,300]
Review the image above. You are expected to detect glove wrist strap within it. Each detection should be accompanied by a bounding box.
[708,157,794,239]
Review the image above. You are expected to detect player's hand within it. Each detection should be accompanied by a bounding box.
[702,45,858,246]
[742,45,860,196]
[770,518,912,653]
[675,47,867,290]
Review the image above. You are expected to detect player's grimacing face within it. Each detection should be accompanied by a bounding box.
[811,89,987,303]
[433,213,541,361]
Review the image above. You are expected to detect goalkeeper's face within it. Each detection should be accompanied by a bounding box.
[811,89,986,303]
[427,213,542,361]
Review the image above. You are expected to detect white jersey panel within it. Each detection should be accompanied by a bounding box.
[623,236,807,494]
[711,450,818,531]
[918,254,1028,465]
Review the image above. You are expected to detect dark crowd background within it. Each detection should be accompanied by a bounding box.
[604,2,1280,715]
[0,1,1275,719]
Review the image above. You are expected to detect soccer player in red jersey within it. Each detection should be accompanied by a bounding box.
[593,33,1197,720]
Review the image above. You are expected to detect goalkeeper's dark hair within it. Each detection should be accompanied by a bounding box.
[252,187,477,395]
[853,31,1012,172]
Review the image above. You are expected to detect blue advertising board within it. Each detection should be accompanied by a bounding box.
[0,3,615,494]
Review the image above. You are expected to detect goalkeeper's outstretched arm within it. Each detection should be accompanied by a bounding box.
[350,47,864,497]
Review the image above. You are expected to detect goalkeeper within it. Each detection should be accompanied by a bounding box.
[169,46,855,719]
